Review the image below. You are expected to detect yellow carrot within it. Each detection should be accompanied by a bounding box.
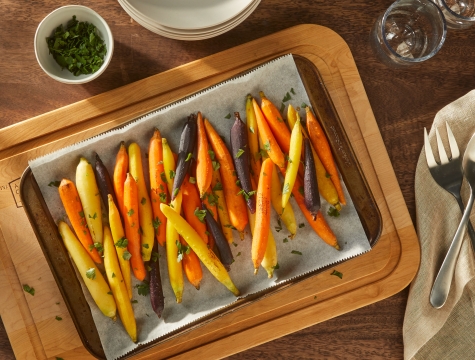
[162,138,175,196]
[128,143,154,261]
[282,119,302,208]
[160,203,240,296]
[108,194,132,299]
[246,94,261,186]
[270,165,297,238]
[166,192,184,303]
[103,226,137,342]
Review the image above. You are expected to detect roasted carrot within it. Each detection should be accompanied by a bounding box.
[288,106,340,211]
[259,91,291,154]
[204,118,248,233]
[196,112,213,198]
[123,173,147,281]
[252,158,274,274]
[252,98,285,168]
[58,179,102,263]
[211,167,233,244]
[246,94,261,186]
[182,174,208,244]
[162,138,175,195]
[113,142,129,220]
[149,129,168,246]
[166,192,184,303]
[202,186,218,248]
[306,106,346,205]
[282,118,302,208]
[181,236,203,290]
[283,170,339,249]
[270,166,297,238]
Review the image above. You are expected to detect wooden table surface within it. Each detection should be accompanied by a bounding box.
[1,0,474,358]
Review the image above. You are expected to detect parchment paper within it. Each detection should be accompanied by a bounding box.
[29,54,371,359]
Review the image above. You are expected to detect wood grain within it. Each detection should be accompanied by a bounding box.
[1,0,472,358]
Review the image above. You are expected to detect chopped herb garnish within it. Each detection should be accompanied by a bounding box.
[94,242,103,253]
[207,193,219,207]
[298,186,304,195]
[115,237,128,248]
[205,230,210,236]
[194,208,207,223]
[160,172,168,184]
[112,272,116,278]
[56,302,60,305]
[314,295,317,299]
[159,192,167,203]
[291,250,302,255]
[88,212,97,219]
[189,176,196,184]
[153,217,161,229]
[127,209,134,217]
[283,238,289,243]
[282,92,292,102]
[151,251,160,262]
[46,15,107,76]
[290,88,296,95]
[169,170,175,179]
[86,268,96,280]
[249,126,255,134]
[327,207,340,217]
[257,149,268,159]
[272,263,280,270]
[185,153,193,162]
[285,154,293,163]
[48,181,61,187]
[146,265,152,272]
[236,179,241,186]
[23,284,35,296]
[122,251,132,261]
[56,357,64,360]
[237,189,256,200]
[135,281,150,296]
[263,141,271,152]
[173,188,180,198]
[212,182,223,191]
[225,113,231,119]
[325,172,331,178]
[176,240,190,262]
[280,103,285,113]
[212,161,220,171]
[224,224,237,230]
[232,242,238,247]
[236,252,241,257]
[143,243,149,249]
[208,149,215,160]
[141,197,146,205]
[55,316,62,321]
[299,223,305,228]
[301,102,307,108]
[282,183,290,195]
[331,270,343,279]
[235,148,245,159]
[79,210,85,218]
[131,300,138,304]
[275,219,282,232]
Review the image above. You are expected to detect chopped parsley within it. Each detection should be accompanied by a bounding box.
[88,212,97,219]
[235,148,245,158]
[153,217,161,229]
[282,183,290,195]
[176,240,190,262]
[272,263,280,270]
[48,181,61,187]
[331,270,343,279]
[141,197,146,205]
[212,161,220,171]
[189,176,196,184]
[249,126,255,134]
[263,141,271,152]
[280,103,285,113]
[115,237,128,248]
[327,207,340,217]
[135,281,150,296]
[23,284,35,296]
[208,149,215,160]
[160,172,168,184]
[299,223,305,228]
[127,209,134,217]
[79,210,85,218]
[298,186,304,195]
[122,251,132,261]
[291,250,302,255]
[225,113,232,119]
[159,192,167,203]
[131,300,138,304]
[194,208,207,223]
[283,238,289,243]
[212,182,223,191]
[185,153,193,162]
[86,268,96,280]
[151,251,160,262]
[112,273,116,278]
[55,316,62,321]
[142,243,149,249]
[282,92,292,102]
[169,170,175,179]
[290,88,296,95]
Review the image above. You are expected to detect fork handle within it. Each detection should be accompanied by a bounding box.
[430,191,475,309]
[455,196,475,253]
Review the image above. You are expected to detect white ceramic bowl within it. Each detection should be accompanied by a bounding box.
[34,5,114,84]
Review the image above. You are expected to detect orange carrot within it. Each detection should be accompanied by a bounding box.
[204,118,248,233]
[123,173,147,281]
[284,170,339,249]
[252,98,286,168]
[182,174,208,244]
[58,179,102,263]
[196,112,213,198]
[306,107,346,205]
[148,129,168,246]
[180,236,203,290]
[251,158,274,274]
[113,142,129,219]
[259,91,291,154]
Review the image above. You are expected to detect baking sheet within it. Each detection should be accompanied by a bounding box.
[28,54,371,359]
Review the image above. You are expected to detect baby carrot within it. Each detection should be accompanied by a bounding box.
[196,112,213,198]
[160,203,240,296]
[128,143,154,261]
[180,236,203,290]
[270,166,297,238]
[182,174,208,244]
[282,119,302,208]
[58,179,101,263]
[148,129,168,246]
[306,106,346,205]
[252,158,274,274]
[166,192,184,303]
[211,167,233,244]
[162,138,175,196]
[252,98,285,169]
[259,91,291,154]
[123,173,147,281]
[246,94,261,186]
[204,118,248,233]
[113,142,128,220]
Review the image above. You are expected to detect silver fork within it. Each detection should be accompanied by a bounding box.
[425,123,475,307]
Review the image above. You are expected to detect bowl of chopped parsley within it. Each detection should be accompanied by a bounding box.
[35,5,114,84]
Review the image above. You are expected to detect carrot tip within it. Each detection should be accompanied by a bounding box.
[195,285,200,291]
[239,232,245,240]
[289,233,296,240]
[334,244,341,251]
[267,272,273,279]
[254,268,259,275]
[335,203,342,211]
[112,316,117,322]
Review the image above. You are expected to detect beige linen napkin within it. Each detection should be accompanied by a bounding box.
[404,90,475,359]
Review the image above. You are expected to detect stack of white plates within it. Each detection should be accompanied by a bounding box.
[118,0,261,40]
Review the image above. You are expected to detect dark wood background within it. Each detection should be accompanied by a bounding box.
[2,0,474,358]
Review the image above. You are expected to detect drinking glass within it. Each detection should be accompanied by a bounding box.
[434,0,475,29]
[370,0,447,67]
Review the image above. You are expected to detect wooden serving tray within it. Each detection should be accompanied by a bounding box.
[0,24,420,360]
